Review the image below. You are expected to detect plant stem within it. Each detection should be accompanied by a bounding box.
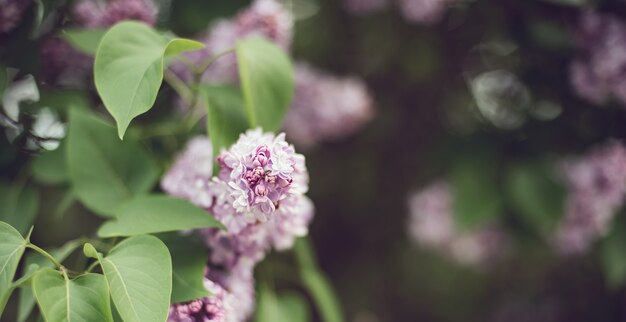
[85,260,100,273]
[164,70,194,106]
[194,48,235,77]
[27,243,62,268]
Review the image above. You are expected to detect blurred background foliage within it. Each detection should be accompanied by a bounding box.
[2,0,626,321]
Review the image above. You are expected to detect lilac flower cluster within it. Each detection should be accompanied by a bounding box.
[407,180,507,266]
[162,129,313,321]
[171,0,293,84]
[283,63,374,148]
[0,0,30,33]
[168,278,231,322]
[343,0,453,25]
[569,12,626,108]
[40,0,158,85]
[554,141,626,255]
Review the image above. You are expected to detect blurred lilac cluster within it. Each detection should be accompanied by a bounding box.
[570,12,626,108]
[554,141,626,255]
[284,63,374,148]
[162,130,313,321]
[343,0,453,25]
[0,0,30,33]
[407,180,507,266]
[40,0,158,86]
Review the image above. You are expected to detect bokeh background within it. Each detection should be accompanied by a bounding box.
[2,0,626,321]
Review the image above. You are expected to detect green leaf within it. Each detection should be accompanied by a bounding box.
[158,233,210,303]
[449,157,503,230]
[0,221,27,315]
[602,218,626,289]
[0,183,39,235]
[62,28,106,55]
[506,162,566,235]
[294,238,344,322]
[66,109,159,217]
[236,36,294,131]
[84,235,172,322]
[94,21,204,138]
[32,141,68,185]
[32,268,113,322]
[98,195,224,237]
[18,239,84,322]
[201,85,249,155]
[256,286,310,322]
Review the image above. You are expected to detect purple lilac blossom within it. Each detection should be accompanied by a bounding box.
[554,141,626,255]
[569,12,626,108]
[283,63,374,148]
[407,180,507,266]
[72,0,157,28]
[170,0,293,84]
[168,278,231,322]
[342,0,390,16]
[398,0,452,25]
[0,0,30,33]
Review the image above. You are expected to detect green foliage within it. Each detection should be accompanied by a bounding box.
[256,285,310,322]
[506,162,566,236]
[602,218,626,289]
[32,142,68,185]
[0,222,27,315]
[0,182,39,234]
[62,29,106,55]
[202,85,249,155]
[66,108,159,217]
[236,36,294,132]
[32,268,113,322]
[94,21,204,138]
[449,157,503,230]
[84,235,172,322]
[158,233,210,303]
[98,194,224,237]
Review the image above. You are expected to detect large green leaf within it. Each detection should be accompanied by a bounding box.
[66,109,159,217]
[84,235,172,322]
[18,239,84,322]
[32,140,68,185]
[506,162,566,235]
[256,286,310,322]
[158,233,210,303]
[0,221,27,315]
[62,28,106,55]
[94,21,204,139]
[201,85,249,155]
[0,182,39,235]
[32,268,113,322]
[449,157,503,230]
[602,218,626,289]
[98,195,224,237]
[236,36,294,132]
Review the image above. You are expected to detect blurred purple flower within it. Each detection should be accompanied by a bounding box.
[39,37,93,87]
[397,0,452,25]
[73,0,158,28]
[168,278,230,322]
[407,180,507,266]
[570,12,626,107]
[170,0,293,84]
[283,63,374,148]
[554,141,626,255]
[0,0,30,33]
[342,0,390,16]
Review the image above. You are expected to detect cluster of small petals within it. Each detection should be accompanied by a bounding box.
[569,12,626,108]
[206,259,257,322]
[554,141,626,255]
[168,278,231,322]
[397,0,452,25]
[161,137,215,208]
[216,128,308,224]
[72,0,158,28]
[407,180,507,266]
[283,63,374,148]
[343,0,390,16]
[0,0,30,33]
[170,0,293,84]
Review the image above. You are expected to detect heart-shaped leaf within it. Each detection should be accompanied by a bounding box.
[94,21,204,139]
[236,36,294,132]
[32,268,113,322]
[98,195,224,238]
[67,108,159,217]
[0,221,27,315]
[84,235,172,322]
